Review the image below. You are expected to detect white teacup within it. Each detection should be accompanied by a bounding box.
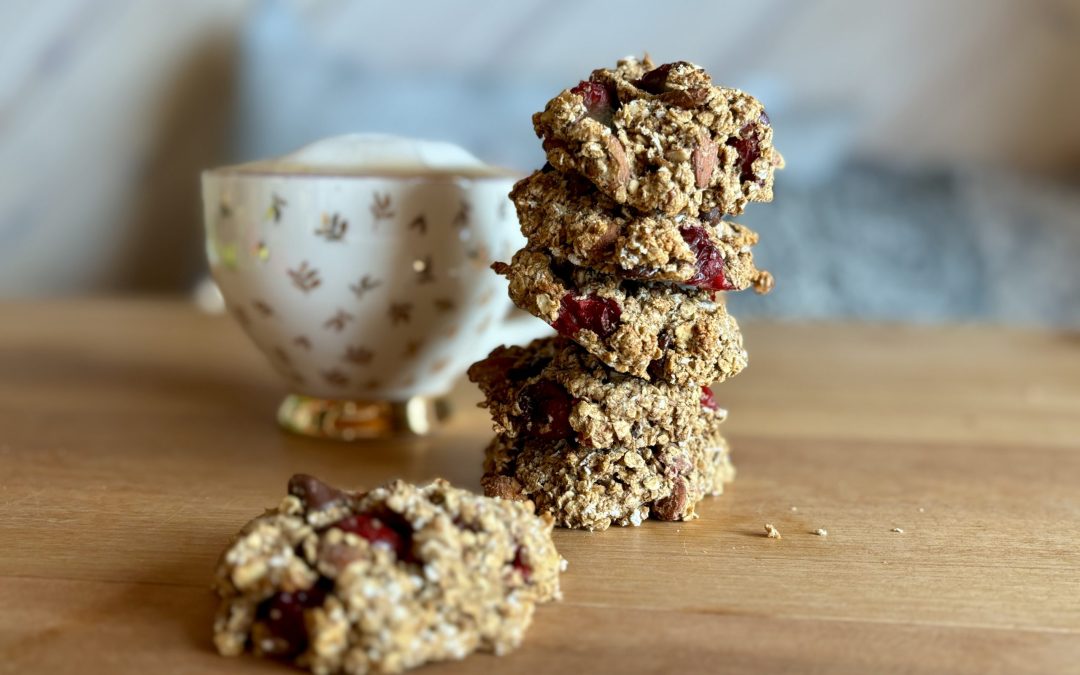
[201,135,548,438]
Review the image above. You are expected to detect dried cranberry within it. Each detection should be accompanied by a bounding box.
[700,386,718,411]
[331,514,411,560]
[647,333,674,379]
[680,225,734,291]
[552,293,621,339]
[727,124,761,184]
[255,583,329,657]
[571,80,609,110]
[517,380,574,440]
[512,547,532,582]
[570,80,615,126]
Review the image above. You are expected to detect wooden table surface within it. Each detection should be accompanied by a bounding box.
[2,300,1079,674]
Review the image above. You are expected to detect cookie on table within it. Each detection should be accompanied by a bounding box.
[213,475,563,674]
[468,337,727,451]
[533,55,782,217]
[483,430,735,531]
[493,249,747,385]
[510,168,773,293]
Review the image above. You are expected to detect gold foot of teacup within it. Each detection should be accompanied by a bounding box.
[277,395,451,440]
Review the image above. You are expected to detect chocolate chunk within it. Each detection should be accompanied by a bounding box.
[634,62,688,94]
[288,474,348,513]
[658,87,709,109]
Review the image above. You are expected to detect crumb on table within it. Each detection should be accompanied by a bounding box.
[813,528,827,537]
[764,523,781,539]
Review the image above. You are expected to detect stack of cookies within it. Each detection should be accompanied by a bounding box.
[469,56,782,531]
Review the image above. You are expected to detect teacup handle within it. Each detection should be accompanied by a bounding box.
[476,303,554,357]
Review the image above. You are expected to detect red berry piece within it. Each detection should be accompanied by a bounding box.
[570,80,609,110]
[256,584,329,657]
[700,386,718,411]
[512,546,533,582]
[331,514,411,560]
[552,293,622,339]
[517,380,574,441]
[570,79,615,126]
[680,225,734,291]
[727,124,762,184]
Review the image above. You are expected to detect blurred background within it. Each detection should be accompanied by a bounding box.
[2,0,1078,324]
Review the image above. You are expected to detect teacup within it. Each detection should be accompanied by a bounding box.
[201,134,548,439]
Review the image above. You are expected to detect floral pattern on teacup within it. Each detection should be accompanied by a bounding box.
[203,172,539,400]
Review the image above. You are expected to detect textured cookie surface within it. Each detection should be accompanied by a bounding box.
[511,168,772,293]
[494,249,747,385]
[482,431,735,531]
[533,55,782,216]
[468,337,727,450]
[213,475,562,674]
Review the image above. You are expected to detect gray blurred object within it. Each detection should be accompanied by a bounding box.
[1,0,1077,326]
[727,166,1080,326]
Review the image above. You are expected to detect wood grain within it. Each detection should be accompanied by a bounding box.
[1,300,1079,674]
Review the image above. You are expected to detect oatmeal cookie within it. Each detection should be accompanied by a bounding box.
[482,431,735,531]
[533,55,782,216]
[213,475,563,674]
[510,168,772,292]
[494,249,747,385]
[468,337,727,450]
